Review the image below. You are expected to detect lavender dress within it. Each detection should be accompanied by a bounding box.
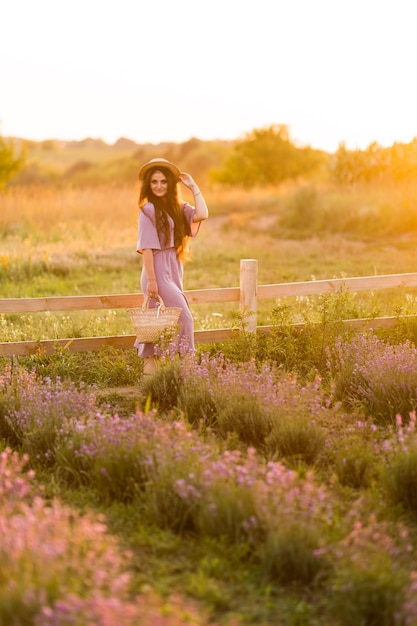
[135,202,201,358]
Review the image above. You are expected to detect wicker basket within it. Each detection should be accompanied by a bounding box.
[128,295,182,344]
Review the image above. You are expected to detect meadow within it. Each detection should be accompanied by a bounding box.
[1,179,417,625]
[1,182,417,342]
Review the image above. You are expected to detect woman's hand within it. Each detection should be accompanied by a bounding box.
[179,172,197,191]
[142,249,158,299]
[147,278,158,299]
[179,172,208,221]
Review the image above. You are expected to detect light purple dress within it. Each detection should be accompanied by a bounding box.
[135,202,201,357]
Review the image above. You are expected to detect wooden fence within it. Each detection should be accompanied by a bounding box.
[1,259,417,357]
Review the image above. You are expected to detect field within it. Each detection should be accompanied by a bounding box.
[2,180,417,625]
[1,183,417,343]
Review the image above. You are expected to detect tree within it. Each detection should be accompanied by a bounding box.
[331,137,417,185]
[212,124,325,187]
[0,135,25,189]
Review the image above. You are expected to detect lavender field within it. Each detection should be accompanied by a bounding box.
[2,328,417,624]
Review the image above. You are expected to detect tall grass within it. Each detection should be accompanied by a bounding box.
[279,180,417,237]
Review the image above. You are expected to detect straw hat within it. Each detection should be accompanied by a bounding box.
[138,157,181,181]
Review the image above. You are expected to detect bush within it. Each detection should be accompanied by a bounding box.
[320,514,414,626]
[0,366,98,469]
[140,359,184,413]
[0,445,220,625]
[334,444,375,489]
[383,446,417,516]
[328,567,407,626]
[256,291,360,379]
[265,415,325,467]
[215,393,272,448]
[0,448,138,624]
[258,524,327,586]
[179,378,218,427]
[56,410,213,512]
[329,333,417,426]
[0,135,25,189]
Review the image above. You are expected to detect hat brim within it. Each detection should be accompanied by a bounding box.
[138,159,181,181]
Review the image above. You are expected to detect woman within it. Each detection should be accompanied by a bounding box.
[135,157,209,375]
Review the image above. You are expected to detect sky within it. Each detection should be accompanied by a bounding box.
[1,0,417,153]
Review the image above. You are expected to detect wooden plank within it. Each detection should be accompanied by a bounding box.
[1,274,416,314]
[256,315,417,334]
[258,273,417,299]
[194,328,237,343]
[0,287,240,314]
[0,335,137,356]
[0,328,238,356]
[240,259,258,332]
[186,288,240,304]
[0,294,144,314]
[3,316,416,357]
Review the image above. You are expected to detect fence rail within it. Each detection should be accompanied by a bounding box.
[1,259,417,357]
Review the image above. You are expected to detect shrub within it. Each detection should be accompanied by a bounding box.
[194,450,261,544]
[56,411,212,510]
[265,415,325,467]
[0,364,32,445]
[215,392,272,448]
[328,333,417,426]
[140,358,184,413]
[383,445,417,517]
[177,354,333,455]
[0,450,219,626]
[0,365,98,468]
[0,448,131,623]
[328,566,407,626]
[254,289,364,378]
[333,443,375,489]
[258,524,327,586]
[179,378,218,427]
[35,590,219,626]
[256,324,325,377]
[320,514,414,626]
[63,403,335,550]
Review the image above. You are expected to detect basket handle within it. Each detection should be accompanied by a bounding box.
[142,294,166,311]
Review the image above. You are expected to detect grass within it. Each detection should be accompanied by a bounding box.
[1,180,417,623]
[1,184,417,345]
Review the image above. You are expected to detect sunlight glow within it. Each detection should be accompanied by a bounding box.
[1,0,416,152]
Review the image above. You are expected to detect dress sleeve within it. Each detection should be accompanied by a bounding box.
[136,204,161,254]
[183,202,201,238]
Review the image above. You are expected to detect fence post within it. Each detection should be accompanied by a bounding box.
[240,259,258,332]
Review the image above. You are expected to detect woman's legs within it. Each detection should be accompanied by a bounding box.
[143,356,158,376]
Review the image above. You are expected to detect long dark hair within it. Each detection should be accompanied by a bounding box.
[139,166,191,261]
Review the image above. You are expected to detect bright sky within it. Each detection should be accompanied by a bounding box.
[1,0,416,153]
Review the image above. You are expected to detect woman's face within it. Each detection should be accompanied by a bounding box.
[150,170,168,197]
